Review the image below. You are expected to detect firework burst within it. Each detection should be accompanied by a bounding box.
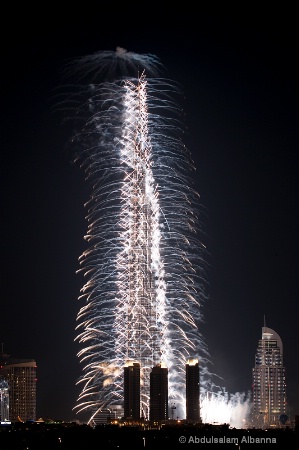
[64,48,209,422]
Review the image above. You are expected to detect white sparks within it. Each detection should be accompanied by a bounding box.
[65,49,211,423]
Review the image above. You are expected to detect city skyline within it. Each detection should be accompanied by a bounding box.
[0,331,289,428]
[1,9,298,421]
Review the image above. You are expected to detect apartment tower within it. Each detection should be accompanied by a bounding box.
[150,364,168,421]
[186,358,200,422]
[252,325,286,428]
[123,361,140,420]
[0,353,36,423]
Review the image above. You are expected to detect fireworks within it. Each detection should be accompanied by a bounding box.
[65,47,208,423]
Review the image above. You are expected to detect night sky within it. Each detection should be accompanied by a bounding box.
[1,9,298,422]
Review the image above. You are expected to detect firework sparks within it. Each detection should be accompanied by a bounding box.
[64,48,209,423]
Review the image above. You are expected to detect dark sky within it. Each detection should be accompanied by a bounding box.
[1,9,298,422]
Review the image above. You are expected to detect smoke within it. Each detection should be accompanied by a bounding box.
[201,389,252,428]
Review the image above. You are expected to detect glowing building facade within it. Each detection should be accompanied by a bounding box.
[0,379,9,423]
[252,326,286,428]
[0,354,36,423]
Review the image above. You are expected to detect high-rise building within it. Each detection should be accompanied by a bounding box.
[150,364,168,421]
[71,50,207,424]
[0,354,37,423]
[123,361,140,420]
[186,358,200,422]
[252,326,286,429]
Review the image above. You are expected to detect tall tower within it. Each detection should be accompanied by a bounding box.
[186,358,200,422]
[0,354,36,423]
[115,75,167,418]
[150,364,168,421]
[70,48,207,424]
[123,361,140,420]
[252,325,286,428]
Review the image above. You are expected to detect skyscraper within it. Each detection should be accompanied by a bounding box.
[150,364,168,421]
[123,361,140,420]
[252,326,286,428]
[0,354,36,423]
[186,358,200,422]
[70,49,207,423]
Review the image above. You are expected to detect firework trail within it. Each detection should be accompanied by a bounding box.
[63,47,209,423]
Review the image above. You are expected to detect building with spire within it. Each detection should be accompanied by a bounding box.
[252,324,287,428]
